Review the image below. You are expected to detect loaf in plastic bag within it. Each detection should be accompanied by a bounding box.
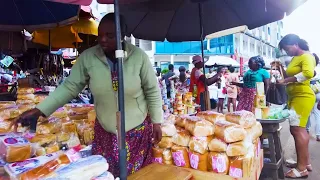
[4,151,63,179]
[214,120,247,143]
[51,107,68,119]
[88,110,96,127]
[17,88,35,95]
[152,147,173,165]
[188,150,208,171]
[172,127,191,146]
[56,132,71,143]
[43,155,108,180]
[36,118,62,135]
[171,145,190,168]
[0,105,20,121]
[185,116,215,137]
[17,94,35,101]
[188,136,212,154]
[19,154,71,180]
[0,101,15,109]
[34,95,48,104]
[0,121,13,134]
[161,123,177,137]
[228,146,254,178]
[197,111,225,124]
[16,100,34,105]
[65,104,94,115]
[0,134,32,163]
[29,134,57,146]
[91,171,115,180]
[208,137,228,152]
[208,152,229,174]
[225,110,256,128]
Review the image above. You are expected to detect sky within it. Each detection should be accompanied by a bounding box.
[283,0,320,54]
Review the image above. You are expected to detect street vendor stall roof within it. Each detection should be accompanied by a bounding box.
[0,0,79,31]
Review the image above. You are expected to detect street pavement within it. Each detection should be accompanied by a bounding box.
[260,121,320,180]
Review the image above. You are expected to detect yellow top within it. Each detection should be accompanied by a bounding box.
[286,53,316,86]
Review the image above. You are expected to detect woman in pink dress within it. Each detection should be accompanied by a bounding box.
[226,67,239,112]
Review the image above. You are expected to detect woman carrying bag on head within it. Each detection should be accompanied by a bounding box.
[277,34,316,178]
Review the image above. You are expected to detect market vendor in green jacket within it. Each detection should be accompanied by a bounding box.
[14,13,163,176]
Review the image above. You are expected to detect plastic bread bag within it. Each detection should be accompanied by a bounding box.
[208,152,229,174]
[50,107,68,119]
[88,110,96,127]
[0,101,16,109]
[157,136,173,149]
[34,95,48,104]
[0,121,13,135]
[91,171,115,180]
[0,134,32,163]
[188,150,208,171]
[18,104,36,114]
[17,94,35,101]
[16,100,34,105]
[171,145,190,168]
[65,104,94,115]
[62,122,78,135]
[17,88,35,95]
[42,155,109,180]
[83,128,94,145]
[36,118,62,135]
[152,146,163,164]
[0,105,19,121]
[19,154,71,180]
[4,151,63,179]
[29,134,57,146]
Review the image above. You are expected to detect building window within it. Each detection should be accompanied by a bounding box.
[135,39,140,47]
[267,27,270,35]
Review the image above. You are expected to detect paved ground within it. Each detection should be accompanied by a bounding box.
[260,121,320,180]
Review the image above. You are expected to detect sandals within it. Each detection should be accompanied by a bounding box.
[285,168,308,179]
[286,162,313,172]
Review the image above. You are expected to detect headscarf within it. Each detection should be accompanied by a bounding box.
[250,56,265,69]
[192,55,203,65]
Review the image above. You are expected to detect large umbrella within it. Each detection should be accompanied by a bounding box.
[0,0,79,31]
[206,56,240,67]
[119,0,306,41]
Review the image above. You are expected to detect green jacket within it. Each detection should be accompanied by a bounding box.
[37,42,163,134]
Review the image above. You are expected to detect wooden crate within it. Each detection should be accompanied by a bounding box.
[128,150,263,180]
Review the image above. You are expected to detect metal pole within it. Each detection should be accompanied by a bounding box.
[48,30,51,52]
[198,3,208,110]
[113,0,127,179]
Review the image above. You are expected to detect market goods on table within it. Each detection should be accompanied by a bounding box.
[153,110,263,179]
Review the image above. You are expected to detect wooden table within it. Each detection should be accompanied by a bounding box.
[257,118,287,180]
[129,151,263,180]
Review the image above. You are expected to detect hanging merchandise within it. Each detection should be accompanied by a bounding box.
[0,56,14,68]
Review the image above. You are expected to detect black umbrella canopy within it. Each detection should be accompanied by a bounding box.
[120,0,307,41]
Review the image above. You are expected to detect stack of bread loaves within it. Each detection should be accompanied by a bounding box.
[153,110,263,178]
[254,82,269,119]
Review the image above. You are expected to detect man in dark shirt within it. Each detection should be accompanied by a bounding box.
[162,64,175,98]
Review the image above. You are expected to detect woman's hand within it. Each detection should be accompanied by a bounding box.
[152,123,162,144]
[10,108,43,132]
[277,79,286,85]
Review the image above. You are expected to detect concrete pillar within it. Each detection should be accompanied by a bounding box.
[254,40,257,55]
[247,38,251,56]
[239,34,244,55]
[170,55,174,65]
[189,56,193,71]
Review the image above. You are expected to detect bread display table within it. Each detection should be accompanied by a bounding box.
[257,118,286,180]
[128,150,263,180]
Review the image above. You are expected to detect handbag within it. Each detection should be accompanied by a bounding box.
[266,66,287,105]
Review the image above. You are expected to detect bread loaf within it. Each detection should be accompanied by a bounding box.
[229,155,254,178]
[157,136,174,149]
[171,145,190,168]
[187,150,208,171]
[88,110,96,127]
[0,121,12,134]
[185,116,215,137]
[208,152,229,174]
[245,122,262,143]
[197,111,225,124]
[161,123,177,137]
[172,127,191,146]
[175,115,188,128]
[51,107,68,119]
[225,110,256,128]
[17,88,35,94]
[164,114,176,124]
[208,138,228,152]
[17,94,35,101]
[152,147,163,164]
[189,136,212,154]
[214,120,246,143]
[226,141,252,157]
[0,135,32,163]
[36,119,62,135]
[30,134,57,146]
[34,95,47,104]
